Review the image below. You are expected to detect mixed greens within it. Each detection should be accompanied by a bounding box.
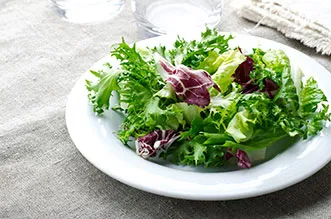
[86,28,330,168]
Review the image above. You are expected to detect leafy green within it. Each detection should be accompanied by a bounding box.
[143,98,185,130]
[263,50,290,74]
[273,70,298,113]
[154,28,233,69]
[179,118,204,141]
[210,49,247,92]
[298,78,330,138]
[226,110,255,142]
[170,137,203,166]
[154,83,177,101]
[202,133,233,145]
[171,137,224,167]
[197,50,220,74]
[86,65,120,114]
[304,104,329,138]
[250,49,288,89]
[299,78,326,115]
[276,77,330,138]
[223,129,286,152]
[171,103,202,125]
[110,40,165,142]
[238,93,273,128]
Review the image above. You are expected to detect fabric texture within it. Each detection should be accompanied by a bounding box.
[238,0,331,55]
[1,0,331,218]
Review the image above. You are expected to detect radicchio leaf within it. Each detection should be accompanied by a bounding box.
[157,57,220,108]
[233,50,278,98]
[233,54,259,94]
[233,55,254,85]
[262,78,279,98]
[136,130,180,159]
[241,79,259,94]
[225,148,251,168]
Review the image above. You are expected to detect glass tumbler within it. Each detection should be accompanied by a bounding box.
[51,0,125,23]
[131,0,223,38]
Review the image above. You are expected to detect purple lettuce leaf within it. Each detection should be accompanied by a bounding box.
[225,148,251,168]
[233,55,254,85]
[241,79,260,94]
[262,78,279,98]
[136,130,179,159]
[157,58,220,108]
[233,50,278,98]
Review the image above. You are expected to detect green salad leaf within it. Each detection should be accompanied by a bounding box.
[154,28,233,69]
[210,49,246,93]
[86,66,120,114]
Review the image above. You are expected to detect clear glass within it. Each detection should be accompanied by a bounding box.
[131,0,223,38]
[51,0,125,23]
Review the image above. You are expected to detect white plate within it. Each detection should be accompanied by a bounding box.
[66,33,331,200]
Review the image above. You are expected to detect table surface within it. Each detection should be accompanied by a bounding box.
[1,0,331,218]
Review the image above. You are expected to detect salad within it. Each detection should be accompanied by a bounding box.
[86,28,330,169]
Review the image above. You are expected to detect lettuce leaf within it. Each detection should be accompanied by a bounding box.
[263,50,290,74]
[225,148,251,168]
[171,137,224,167]
[153,27,233,68]
[299,78,327,115]
[226,110,255,142]
[86,65,120,114]
[273,67,299,113]
[298,78,330,138]
[170,103,202,125]
[197,50,221,74]
[143,97,185,130]
[211,49,247,93]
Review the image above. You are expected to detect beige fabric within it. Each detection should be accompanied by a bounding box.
[1,0,331,218]
[238,0,331,55]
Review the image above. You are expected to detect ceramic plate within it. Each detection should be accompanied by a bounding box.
[66,33,331,200]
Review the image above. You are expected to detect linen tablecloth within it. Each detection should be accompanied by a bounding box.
[238,0,331,55]
[1,0,330,218]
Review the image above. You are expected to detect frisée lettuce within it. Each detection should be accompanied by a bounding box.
[86,28,330,169]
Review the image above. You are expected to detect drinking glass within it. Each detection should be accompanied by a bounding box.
[51,0,126,23]
[131,0,223,38]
